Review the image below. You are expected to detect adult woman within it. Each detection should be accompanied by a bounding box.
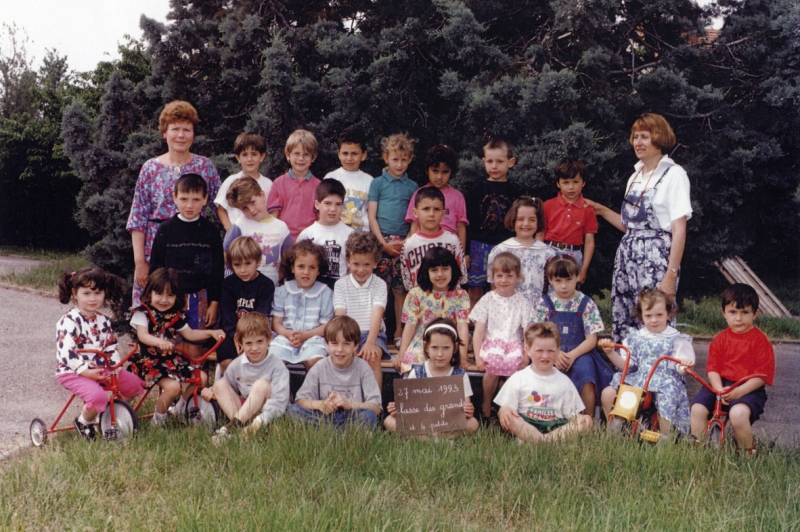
[588,114,692,342]
[126,101,221,306]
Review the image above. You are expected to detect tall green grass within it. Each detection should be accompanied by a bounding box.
[0,254,90,293]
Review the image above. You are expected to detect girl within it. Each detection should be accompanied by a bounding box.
[129,267,225,426]
[471,252,532,418]
[600,288,695,434]
[56,266,145,441]
[384,318,479,434]
[487,196,556,301]
[270,240,334,370]
[395,247,470,373]
[530,256,613,417]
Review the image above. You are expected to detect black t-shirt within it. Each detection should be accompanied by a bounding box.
[466,180,519,246]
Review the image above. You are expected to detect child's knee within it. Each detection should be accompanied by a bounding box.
[251,379,272,397]
[212,378,232,394]
[728,403,752,427]
[690,402,709,418]
[160,378,181,396]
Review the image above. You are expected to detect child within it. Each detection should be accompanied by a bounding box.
[600,288,695,434]
[323,126,373,232]
[487,196,556,302]
[333,232,389,388]
[218,237,275,375]
[543,158,598,284]
[466,139,520,310]
[495,322,593,443]
[368,133,419,346]
[215,132,272,230]
[288,316,382,429]
[212,312,290,439]
[269,240,334,370]
[401,186,468,291]
[384,318,479,435]
[530,256,613,417]
[129,268,226,426]
[470,252,533,418]
[297,179,354,289]
[56,266,144,440]
[267,129,321,241]
[690,284,775,452]
[395,247,470,373]
[224,176,293,286]
[149,173,224,333]
[404,144,468,252]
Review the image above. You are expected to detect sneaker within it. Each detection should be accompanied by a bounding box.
[73,416,96,441]
[212,426,231,446]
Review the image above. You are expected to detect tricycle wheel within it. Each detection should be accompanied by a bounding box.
[99,399,138,443]
[708,422,723,450]
[607,415,627,434]
[185,397,219,430]
[30,418,48,447]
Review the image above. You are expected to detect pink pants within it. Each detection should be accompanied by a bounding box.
[57,370,144,413]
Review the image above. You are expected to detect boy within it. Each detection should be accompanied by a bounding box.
[297,179,354,289]
[324,126,373,232]
[495,322,592,442]
[288,316,382,429]
[543,158,598,284]
[333,232,388,388]
[466,139,519,310]
[267,129,321,241]
[400,187,468,291]
[224,177,292,286]
[218,236,275,376]
[212,312,290,440]
[150,173,224,330]
[368,133,418,346]
[215,132,272,231]
[690,284,775,453]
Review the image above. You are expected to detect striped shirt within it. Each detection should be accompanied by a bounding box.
[333,274,387,332]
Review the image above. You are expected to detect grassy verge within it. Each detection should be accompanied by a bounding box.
[0,246,77,262]
[1,422,798,530]
[0,252,89,293]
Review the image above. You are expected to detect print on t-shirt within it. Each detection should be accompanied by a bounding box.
[344,192,368,229]
[524,389,558,422]
[323,239,342,278]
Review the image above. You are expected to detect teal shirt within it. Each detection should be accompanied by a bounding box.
[368,170,418,237]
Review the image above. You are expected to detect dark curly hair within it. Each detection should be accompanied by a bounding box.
[57,265,124,317]
[423,143,458,174]
[280,240,329,282]
[417,247,461,292]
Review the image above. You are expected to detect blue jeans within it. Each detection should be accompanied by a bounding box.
[288,404,379,429]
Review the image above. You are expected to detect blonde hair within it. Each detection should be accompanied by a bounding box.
[234,312,273,344]
[381,133,417,156]
[227,236,263,265]
[158,101,199,135]
[634,288,677,321]
[524,321,561,349]
[490,251,522,279]
[284,129,318,158]
[629,113,676,151]
[482,139,513,159]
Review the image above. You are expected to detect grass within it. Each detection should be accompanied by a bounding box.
[1,421,798,530]
[0,249,90,293]
[0,246,77,262]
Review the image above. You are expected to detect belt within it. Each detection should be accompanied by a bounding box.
[148,218,167,224]
[545,240,583,252]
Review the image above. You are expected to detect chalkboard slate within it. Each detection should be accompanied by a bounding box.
[393,375,467,435]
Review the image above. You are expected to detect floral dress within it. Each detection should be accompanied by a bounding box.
[487,239,557,302]
[128,305,196,386]
[469,291,531,376]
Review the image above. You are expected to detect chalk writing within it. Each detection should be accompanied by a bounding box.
[393,376,467,435]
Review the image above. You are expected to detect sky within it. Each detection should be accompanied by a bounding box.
[1,0,171,73]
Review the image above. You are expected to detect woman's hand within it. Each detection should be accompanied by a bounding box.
[134,260,149,289]
[658,270,678,300]
[583,198,604,216]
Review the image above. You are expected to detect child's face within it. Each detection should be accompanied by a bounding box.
[327,331,356,370]
[240,191,269,221]
[150,288,177,313]
[550,275,579,302]
[292,252,320,290]
[641,301,669,334]
[413,197,445,233]
[232,257,259,282]
[73,285,105,316]
[238,333,270,364]
[556,175,586,203]
[722,303,758,334]
[338,143,367,172]
[235,147,267,177]
[346,253,377,284]
[514,206,538,240]
[427,162,452,189]
[425,332,455,370]
[315,195,344,226]
[527,337,558,375]
[174,189,208,219]
[383,149,413,179]
[285,144,316,176]
[492,269,519,297]
[429,265,452,292]
[482,148,516,182]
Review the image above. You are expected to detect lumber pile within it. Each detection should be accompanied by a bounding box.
[715,256,793,318]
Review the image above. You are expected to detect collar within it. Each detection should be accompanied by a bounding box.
[348,273,375,289]
[177,214,201,222]
[633,155,675,173]
[284,279,327,297]
[555,191,586,208]
[381,169,409,182]
[417,229,445,238]
[288,169,313,181]
[502,238,548,250]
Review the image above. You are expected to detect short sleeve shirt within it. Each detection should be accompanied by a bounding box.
[368,170,418,237]
[333,274,387,332]
[297,221,354,280]
[324,168,373,232]
[494,366,585,420]
[543,193,598,246]
[223,216,293,285]
[295,356,382,408]
[469,291,532,343]
[405,185,469,234]
[624,156,692,232]
[266,171,321,241]
[215,171,273,225]
[400,230,468,290]
[707,327,775,386]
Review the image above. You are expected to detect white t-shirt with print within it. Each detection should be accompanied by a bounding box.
[324,168,373,232]
[297,221,354,280]
[494,366,584,421]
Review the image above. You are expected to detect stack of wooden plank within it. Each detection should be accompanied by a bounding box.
[715,256,793,318]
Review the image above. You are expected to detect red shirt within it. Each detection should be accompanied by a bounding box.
[543,192,598,246]
[707,327,775,386]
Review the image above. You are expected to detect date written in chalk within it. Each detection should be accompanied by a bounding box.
[393,375,467,435]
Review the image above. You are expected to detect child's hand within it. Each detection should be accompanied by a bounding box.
[289,331,304,348]
[319,397,336,415]
[556,351,574,372]
[498,406,520,432]
[82,367,108,381]
[464,255,470,270]
[383,241,402,257]
[204,304,218,328]
[722,387,745,403]
[359,343,382,362]
[209,330,225,341]
[200,387,215,401]
[391,356,403,372]
[156,339,174,352]
[464,402,475,419]
[328,393,350,410]
[387,402,396,416]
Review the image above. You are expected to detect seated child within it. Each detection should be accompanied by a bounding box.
[323,126,373,232]
[530,256,613,416]
[129,268,225,426]
[404,143,469,252]
[690,284,775,453]
[495,322,593,442]
[487,196,556,301]
[333,232,389,388]
[269,240,334,370]
[218,236,275,375]
[298,178,354,289]
[212,312,290,439]
[384,318,479,435]
[224,176,292,286]
[288,316,382,429]
[471,252,532,418]
[395,247,470,373]
[215,132,272,230]
[267,129,321,241]
[601,288,695,435]
[401,186,468,290]
[543,158,597,284]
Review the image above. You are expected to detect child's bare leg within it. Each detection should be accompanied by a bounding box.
[463,416,480,434]
[367,357,383,389]
[213,378,242,421]
[728,403,754,449]
[544,414,593,441]
[657,415,673,435]
[303,357,322,371]
[391,287,405,342]
[219,358,232,376]
[690,403,710,440]
[468,286,484,312]
[600,386,617,416]
[507,416,545,442]
[580,383,596,416]
[383,415,397,433]
[156,378,182,414]
[237,380,271,423]
[482,373,500,417]
[81,406,99,422]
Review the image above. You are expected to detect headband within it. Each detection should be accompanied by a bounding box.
[424,323,458,338]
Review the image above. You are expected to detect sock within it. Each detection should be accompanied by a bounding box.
[174,397,187,412]
[152,411,167,425]
[78,413,91,425]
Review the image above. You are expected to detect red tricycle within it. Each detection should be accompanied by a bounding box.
[174,339,223,429]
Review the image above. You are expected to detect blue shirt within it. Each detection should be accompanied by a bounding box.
[368,170,418,237]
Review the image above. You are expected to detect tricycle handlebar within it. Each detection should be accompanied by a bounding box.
[76,344,138,370]
[682,368,767,397]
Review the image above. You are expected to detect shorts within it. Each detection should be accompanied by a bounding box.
[358,330,391,360]
[467,241,494,287]
[215,336,239,363]
[520,414,569,434]
[376,235,405,291]
[691,380,767,424]
[185,290,209,331]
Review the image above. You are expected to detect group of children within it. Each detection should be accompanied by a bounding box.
[54,126,775,451]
